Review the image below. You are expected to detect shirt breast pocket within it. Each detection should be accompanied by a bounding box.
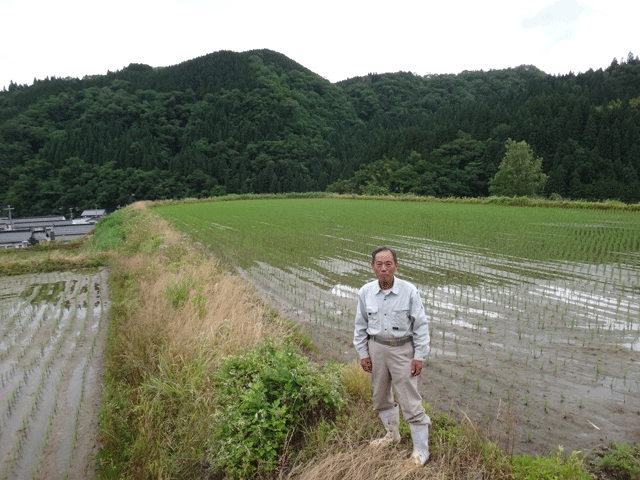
[392,309,409,329]
[367,307,380,328]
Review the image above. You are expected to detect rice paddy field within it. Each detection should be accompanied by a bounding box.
[155,197,640,456]
[0,268,109,480]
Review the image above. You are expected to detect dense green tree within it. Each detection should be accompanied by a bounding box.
[489,139,548,197]
[546,164,568,197]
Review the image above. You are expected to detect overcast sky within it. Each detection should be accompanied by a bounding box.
[0,0,637,90]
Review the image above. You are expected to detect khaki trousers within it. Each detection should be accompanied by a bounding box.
[368,338,429,425]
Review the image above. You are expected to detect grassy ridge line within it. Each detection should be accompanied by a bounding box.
[153,191,640,211]
[0,242,107,276]
[91,204,311,478]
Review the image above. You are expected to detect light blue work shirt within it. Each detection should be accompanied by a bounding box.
[353,277,430,361]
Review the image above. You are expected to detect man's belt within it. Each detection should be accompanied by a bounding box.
[369,335,413,347]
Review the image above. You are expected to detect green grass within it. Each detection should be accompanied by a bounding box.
[0,241,106,276]
[89,209,128,251]
[512,447,591,480]
[590,442,640,480]
[154,197,640,289]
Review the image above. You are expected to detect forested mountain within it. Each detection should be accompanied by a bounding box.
[333,57,640,200]
[1,49,639,216]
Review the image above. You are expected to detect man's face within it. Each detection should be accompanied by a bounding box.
[372,250,398,285]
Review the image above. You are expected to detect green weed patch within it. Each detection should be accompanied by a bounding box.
[209,340,345,478]
[590,442,640,480]
[511,447,591,480]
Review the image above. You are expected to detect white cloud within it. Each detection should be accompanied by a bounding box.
[520,0,593,52]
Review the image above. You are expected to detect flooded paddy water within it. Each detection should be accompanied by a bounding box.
[0,269,109,480]
[240,235,640,456]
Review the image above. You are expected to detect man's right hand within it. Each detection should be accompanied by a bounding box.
[360,357,372,373]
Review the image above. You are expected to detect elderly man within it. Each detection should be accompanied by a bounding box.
[353,246,431,466]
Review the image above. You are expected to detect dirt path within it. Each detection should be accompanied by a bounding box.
[0,269,109,480]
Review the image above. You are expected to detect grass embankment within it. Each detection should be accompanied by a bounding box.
[4,199,637,479]
[90,204,347,479]
[0,240,107,276]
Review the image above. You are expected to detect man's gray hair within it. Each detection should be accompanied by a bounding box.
[371,246,398,264]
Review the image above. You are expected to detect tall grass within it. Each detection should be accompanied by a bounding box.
[0,239,106,276]
[94,205,292,478]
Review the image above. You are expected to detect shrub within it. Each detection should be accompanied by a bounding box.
[591,442,640,480]
[209,339,346,478]
[549,193,563,201]
[511,447,591,480]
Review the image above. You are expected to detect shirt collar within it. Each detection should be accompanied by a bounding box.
[377,277,399,294]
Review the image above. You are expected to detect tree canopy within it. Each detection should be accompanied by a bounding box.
[489,139,548,197]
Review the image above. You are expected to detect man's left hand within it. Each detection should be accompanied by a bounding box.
[411,359,423,377]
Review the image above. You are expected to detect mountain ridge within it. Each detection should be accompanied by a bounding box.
[1,49,639,215]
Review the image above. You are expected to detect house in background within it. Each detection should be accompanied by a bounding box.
[0,230,45,249]
[0,209,107,249]
[0,215,66,231]
[75,209,107,224]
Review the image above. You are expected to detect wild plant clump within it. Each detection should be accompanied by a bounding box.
[589,442,640,480]
[511,447,591,480]
[208,339,346,478]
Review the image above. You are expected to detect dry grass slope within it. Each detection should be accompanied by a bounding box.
[97,204,294,478]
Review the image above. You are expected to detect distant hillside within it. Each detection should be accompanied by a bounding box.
[1,49,639,215]
[331,60,640,199]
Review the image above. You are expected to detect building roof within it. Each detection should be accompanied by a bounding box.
[0,216,68,230]
[0,221,95,248]
[2,220,74,230]
[10,215,66,224]
[81,209,107,217]
[0,231,32,244]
